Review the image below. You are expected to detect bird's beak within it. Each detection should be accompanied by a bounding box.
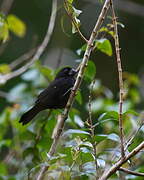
[69,68,78,76]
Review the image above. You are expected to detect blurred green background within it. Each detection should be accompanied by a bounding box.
[0,0,144,108]
[0,0,144,179]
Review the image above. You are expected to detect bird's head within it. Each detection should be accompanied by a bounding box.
[55,67,77,79]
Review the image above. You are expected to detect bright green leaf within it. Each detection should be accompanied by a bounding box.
[75,90,82,105]
[0,64,11,74]
[94,134,107,143]
[68,0,74,4]
[84,61,96,81]
[99,27,114,38]
[7,14,26,37]
[0,22,9,42]
[98,111,119,121]
[95,38,112,56]
[0,162,7,175]
[39,66,54,80]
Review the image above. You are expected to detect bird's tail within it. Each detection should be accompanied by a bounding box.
[19,105,42,125]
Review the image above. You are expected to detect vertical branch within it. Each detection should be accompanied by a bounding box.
[37,0,111,179]
[87,80,99,178]
[0,0,57,84]
[99,142,144,180]
[47,0,110,159]
[110,0,125,158]
[0,0,14,14]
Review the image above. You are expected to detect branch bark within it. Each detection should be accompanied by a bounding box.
[36,0,111,179]
[0,0,14,14]
[110,0,125,158]
[119,167,144,177]
[48,0,110,159]
[99,141,144,180]
[0,0,57,84]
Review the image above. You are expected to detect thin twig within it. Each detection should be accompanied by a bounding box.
[111,124,142,163]
[36,1,110,179]
[36,0,110,178]
[9,48,37,70]
[110,0,125,158]
[99,141,144,180]
[37,166,48,180]
[47,0,110,158]
[64,0,88,43]
[0,0,14,14]
[87,80,99,178]
[0,0,57,84]
[119,167,144,177]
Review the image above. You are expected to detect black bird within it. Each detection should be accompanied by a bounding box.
[19,67,77,125]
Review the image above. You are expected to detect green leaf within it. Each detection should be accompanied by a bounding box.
[7,14,26,37]
[0,162,7,175]
[94,133,119,143]
[19,130,35,141]
[99,27,114,38]
[0,64,11,74]
[0,139,11,148]
[95,38,112,56]
[123,109,139,116]
[117,22,125,28]
[71,7,82,33]
[64,129,90,136]
[37,136,52,150]
[0,13,9,42]
[94,134,107,143]
[0,21,9,42]
[98,111,119,121]
[107,133,119,142]
[23,147,39,158]
[68,0,73,4]
[39,66,54,80]
[75,90,82,104]
[84,61,96,81]
[74,115,84,128]
[65,2,82,34]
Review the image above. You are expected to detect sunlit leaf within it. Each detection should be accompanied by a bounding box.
[99,27,114,37]
[7,14,26,37]
[64,129,90,136]
[95,38,112,56]
[107,133,119,142]
[39,66,54,81]
[94,134,107,143]
[0,13,9,42]
[0,22,9,42]
[84,61,96,81]
[0,162,7,175]
[75,90,82,105]
[68,0,74,4]
[98,111,119,121]
[74,115,84,127]
[0,64,11,74]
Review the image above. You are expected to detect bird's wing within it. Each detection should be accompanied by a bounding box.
[35,78,74,106]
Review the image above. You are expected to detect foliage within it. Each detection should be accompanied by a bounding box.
[0,0,144,180]
[0,13,26,42]
[0,60,144,179]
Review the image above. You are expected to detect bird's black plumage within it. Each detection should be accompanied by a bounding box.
[19,67,77,125]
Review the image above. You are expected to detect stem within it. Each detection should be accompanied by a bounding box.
[110,0,125,158]
[99,141,144,180]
